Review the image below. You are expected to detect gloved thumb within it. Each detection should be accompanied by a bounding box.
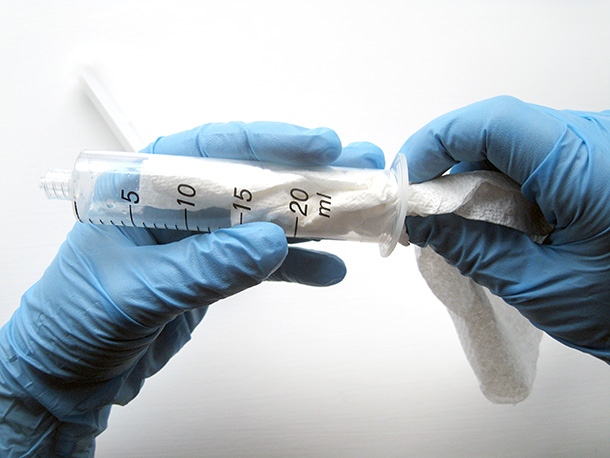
[111,222,288,328]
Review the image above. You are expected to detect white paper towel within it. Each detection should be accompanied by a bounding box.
[405,171,553,239]
[400,171,552,404]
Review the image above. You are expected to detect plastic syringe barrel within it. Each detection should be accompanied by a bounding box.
[40,151,409,256]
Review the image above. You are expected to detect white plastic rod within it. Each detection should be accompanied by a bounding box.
[79,65,146,152]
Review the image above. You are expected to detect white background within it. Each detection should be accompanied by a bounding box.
[2,1,610,457]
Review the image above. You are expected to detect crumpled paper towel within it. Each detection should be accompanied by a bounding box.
[400,171,553,404]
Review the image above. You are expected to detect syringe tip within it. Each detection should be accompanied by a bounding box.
[40,169,73,200]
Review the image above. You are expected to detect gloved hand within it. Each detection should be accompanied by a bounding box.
[0,121,385,457]
[401,96,610,363]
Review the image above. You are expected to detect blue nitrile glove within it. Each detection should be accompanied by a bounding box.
[0,121,385,457]
[401,96,610,362]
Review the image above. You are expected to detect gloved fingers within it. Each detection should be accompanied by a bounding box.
[268,246,347,286]
[406,213,610,358]
[107,222,288,328]
[406,213,553,302]
[137,231,346,287]
[331,141,386,169]
[400,96,610,237]
[400,95,566,184]
[140,121,342,166]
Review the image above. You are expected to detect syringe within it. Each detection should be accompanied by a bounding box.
[40,150,409,256]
